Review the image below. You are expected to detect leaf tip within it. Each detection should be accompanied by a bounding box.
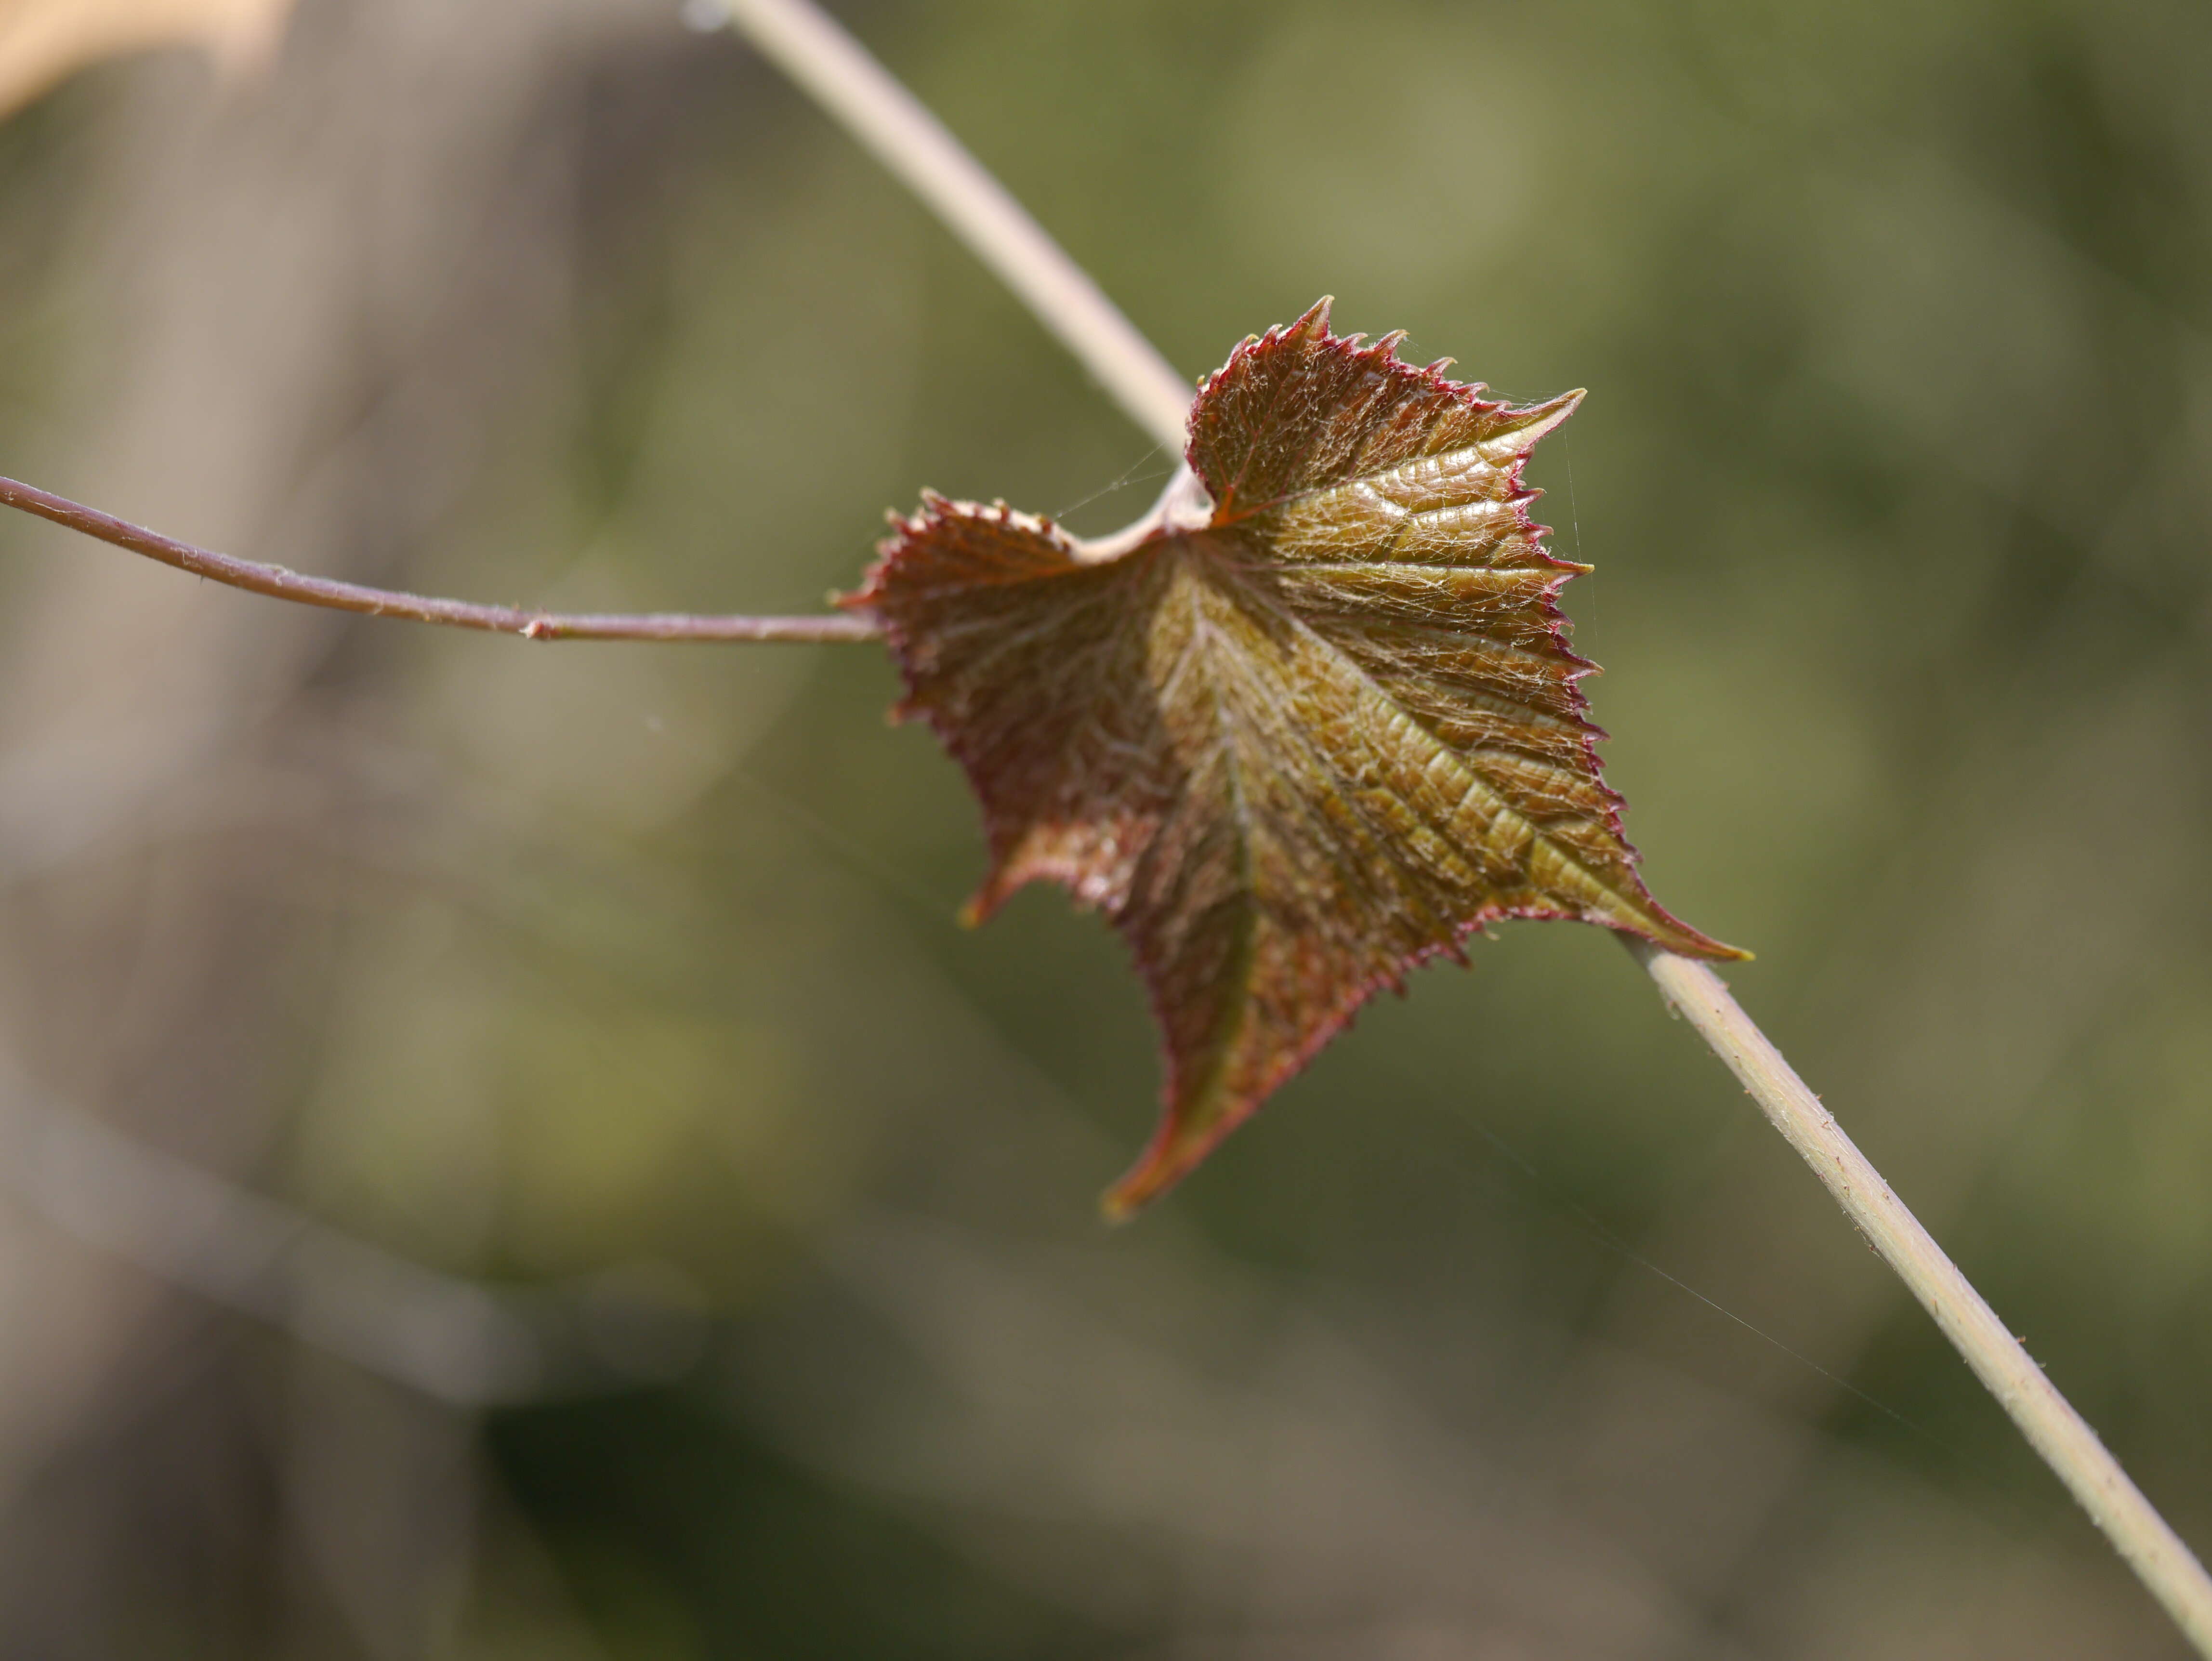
[1623,916,1753,963]
[1098,1133,1204,1222]
[1517,387,1586,446]
[1095,1068,1255,1220]
[1097,1186,1142,1226]
[958,872,1014,929]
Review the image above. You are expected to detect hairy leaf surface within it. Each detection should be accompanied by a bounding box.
[851,300,1743,1215]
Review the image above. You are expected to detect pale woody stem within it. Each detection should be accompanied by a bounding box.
[724,2,2212,1643]
[710,0,1193,453]
[1630,940,2212,1657]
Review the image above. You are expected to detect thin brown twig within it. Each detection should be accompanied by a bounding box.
[0,475,881,643]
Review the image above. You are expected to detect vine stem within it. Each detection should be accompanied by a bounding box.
[1629,940,2212,1654]
[0,475,879,642]
[709,0,2212,1642]
[706,0,1194,453]
[0,0,1196,636]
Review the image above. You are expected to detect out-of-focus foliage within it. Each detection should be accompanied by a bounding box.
[0,0,2207,1656]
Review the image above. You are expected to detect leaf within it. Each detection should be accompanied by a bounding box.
[0,0,294,119]
[850,299,1745,1217]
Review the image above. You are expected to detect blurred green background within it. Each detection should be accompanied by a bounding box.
[0,0,2208,1655]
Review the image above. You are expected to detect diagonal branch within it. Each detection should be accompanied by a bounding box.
[707,0,2212,1649]
[706,0,1192,451]
[0,475,880,643]
[1630,941,2212,1654]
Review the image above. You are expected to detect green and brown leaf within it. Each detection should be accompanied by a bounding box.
[850,299,1743,1216]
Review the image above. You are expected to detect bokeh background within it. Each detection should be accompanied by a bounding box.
[0,0,2209,1655]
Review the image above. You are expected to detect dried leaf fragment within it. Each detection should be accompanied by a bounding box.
[852,299,1744,1216]
[0,0,294,118]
